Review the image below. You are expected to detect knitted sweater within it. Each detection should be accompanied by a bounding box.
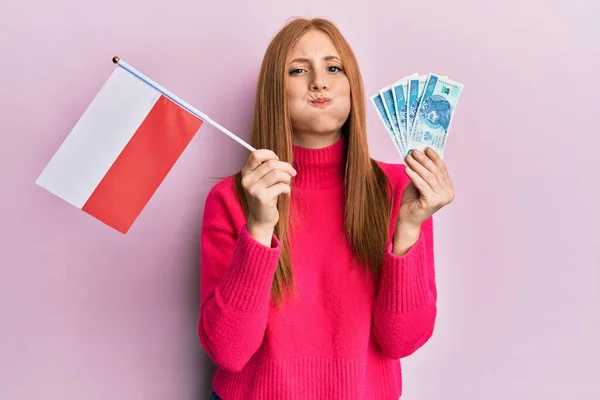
[198,135,437,399]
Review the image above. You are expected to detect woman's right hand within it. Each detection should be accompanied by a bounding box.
[241,149,297,246]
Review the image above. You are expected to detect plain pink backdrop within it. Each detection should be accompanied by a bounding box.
[1,0,598,399]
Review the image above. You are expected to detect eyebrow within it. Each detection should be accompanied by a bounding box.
[290,55,341,64]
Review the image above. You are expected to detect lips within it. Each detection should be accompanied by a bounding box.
[309,97,332,108]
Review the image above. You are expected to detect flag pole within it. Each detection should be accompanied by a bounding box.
[112,56,256,152]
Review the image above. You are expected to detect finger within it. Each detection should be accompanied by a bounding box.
[411,149,446,190]
[424,147,452,188]
[404,164,434,197]
[421,148,455,205]
[243,149,279,174]
[253,160,296,182]
[259,168,293,188]
[243,160,296,189]
[406,152,443,194]
[266,182,291,198]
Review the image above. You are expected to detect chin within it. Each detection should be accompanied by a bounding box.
[308,116,348,133]
[291,109,349,136]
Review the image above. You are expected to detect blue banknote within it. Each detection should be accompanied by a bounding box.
[406,75,428,137]
[391,75,415,157]
[371,73,461,160]
[379,86,405,156]
[370,93,403,156]
[406,74,463,159]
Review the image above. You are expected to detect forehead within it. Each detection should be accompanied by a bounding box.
[288,30,339,59]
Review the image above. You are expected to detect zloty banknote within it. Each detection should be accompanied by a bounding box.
[391,73,416,156]
[370,93,403,156]
[406,73,463,159]
[379,86,406,156]
[407,75,428,136]
[407,74,447,136]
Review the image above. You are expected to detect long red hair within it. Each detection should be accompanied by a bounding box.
[234,17,392,308]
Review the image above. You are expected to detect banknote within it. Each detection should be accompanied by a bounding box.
[370,93,403,156]
[406,75,428,137]
[371,72,462,161]
[391,74,416,156]
[407,74,449,138]
[379,86,405,156]
[406,74,463,159]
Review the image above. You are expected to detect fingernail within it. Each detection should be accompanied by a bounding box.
[413,149,422,156]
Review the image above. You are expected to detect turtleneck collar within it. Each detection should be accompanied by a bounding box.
[292,134,347,189]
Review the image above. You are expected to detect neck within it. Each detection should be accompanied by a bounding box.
[292,134,346,189]
[292,130,342,149]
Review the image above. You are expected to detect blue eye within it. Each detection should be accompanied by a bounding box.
[289,68,304,75]
[328,65,344,73]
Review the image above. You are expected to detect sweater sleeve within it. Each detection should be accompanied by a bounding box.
[198,184,280,372]
[371,216,437,359]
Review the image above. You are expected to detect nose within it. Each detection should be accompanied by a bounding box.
[310,69,328,91]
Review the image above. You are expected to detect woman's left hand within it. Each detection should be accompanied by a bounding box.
[393,147,455,254]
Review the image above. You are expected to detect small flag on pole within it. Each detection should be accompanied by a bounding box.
[36,56,254,234]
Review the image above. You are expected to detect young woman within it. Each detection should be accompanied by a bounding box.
[199,17,455,400]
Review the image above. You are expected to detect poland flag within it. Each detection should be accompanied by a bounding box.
[36,62,204,234]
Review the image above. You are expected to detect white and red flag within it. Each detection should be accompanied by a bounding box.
[36,57,253,233]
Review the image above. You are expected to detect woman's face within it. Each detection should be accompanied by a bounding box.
[285,30,351,145]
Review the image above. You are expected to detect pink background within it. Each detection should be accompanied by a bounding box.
[1,0,598,399]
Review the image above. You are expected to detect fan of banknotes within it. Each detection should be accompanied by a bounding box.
[370,73,463,160]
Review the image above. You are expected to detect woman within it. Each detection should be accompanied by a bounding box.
[199,17,455,400]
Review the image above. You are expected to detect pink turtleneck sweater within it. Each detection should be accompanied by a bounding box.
[198,135,437,399]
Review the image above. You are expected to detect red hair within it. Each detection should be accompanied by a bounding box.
[234,17,392,308]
